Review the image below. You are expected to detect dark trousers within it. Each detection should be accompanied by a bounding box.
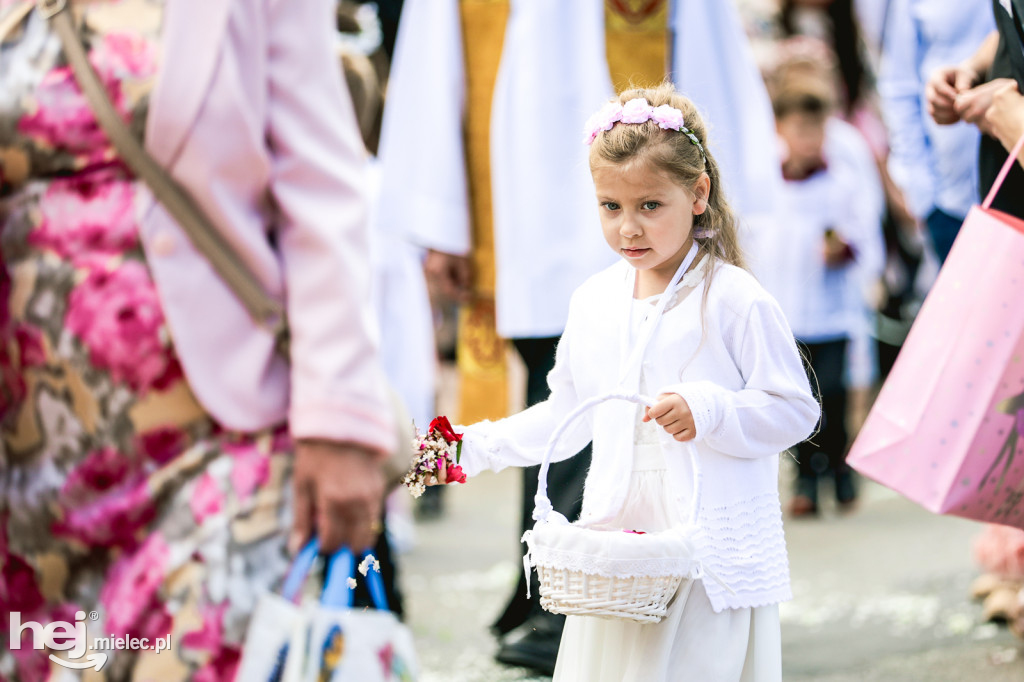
[876,203,925,378]
[795,339,851,502]
[491,336,592,636]
[925,207,964,265]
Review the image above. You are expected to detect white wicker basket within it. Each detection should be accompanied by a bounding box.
[523,392,704,623]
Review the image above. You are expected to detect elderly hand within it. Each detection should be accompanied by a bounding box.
[424,249,473,303]
[290,439,384,555]
[953,78,1018,134]
[643,393,696,442]
[985,81,1024,154]
[926,64,983,125]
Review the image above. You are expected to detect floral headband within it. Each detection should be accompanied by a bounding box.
[583,98,707,162]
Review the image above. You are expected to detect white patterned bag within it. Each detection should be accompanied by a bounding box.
[237,541,418,681]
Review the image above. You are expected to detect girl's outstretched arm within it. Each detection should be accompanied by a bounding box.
[456,305,590,477]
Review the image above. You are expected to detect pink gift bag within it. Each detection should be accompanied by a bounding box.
[848,135,1024,529]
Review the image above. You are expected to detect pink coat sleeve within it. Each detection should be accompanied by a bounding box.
[265,0,395,455]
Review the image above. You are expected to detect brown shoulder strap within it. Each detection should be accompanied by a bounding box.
[0,2,34,45]
[40,0,289,355]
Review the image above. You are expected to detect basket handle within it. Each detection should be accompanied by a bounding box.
[533,391,703,528]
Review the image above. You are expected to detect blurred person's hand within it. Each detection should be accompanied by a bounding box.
[424,249,473,303]
[985,81,1024,154]
[876,157,918,233]
[887,184,919,234]
[823,229,855,268]
[290,440,384,555]
[954,78,1017,134]
[926,64,983,124]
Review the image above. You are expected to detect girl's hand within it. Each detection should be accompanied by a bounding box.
[427,465,447,486]
[985,82,1024,155]
[643,393,696,442]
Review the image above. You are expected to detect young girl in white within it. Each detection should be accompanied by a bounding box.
[452,83,818,681]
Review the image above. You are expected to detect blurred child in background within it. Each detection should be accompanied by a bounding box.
[761,48,885,517]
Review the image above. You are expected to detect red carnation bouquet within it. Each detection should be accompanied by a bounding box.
[402,416,467,498]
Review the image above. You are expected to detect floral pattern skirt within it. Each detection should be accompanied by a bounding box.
[0,175,293,681]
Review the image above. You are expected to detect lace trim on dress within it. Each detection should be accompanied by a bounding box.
[697,493,791,608]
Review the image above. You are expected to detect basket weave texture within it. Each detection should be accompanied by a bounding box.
[525,521,699,623]
[527,391,704,624]
[536,565,684,622]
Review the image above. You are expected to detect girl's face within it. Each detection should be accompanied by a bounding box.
[592,159,708,294]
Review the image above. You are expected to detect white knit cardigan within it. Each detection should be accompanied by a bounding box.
[460,260,819,612]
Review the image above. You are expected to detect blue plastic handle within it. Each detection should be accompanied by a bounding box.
[321,548,355,608]
[280,538,389,611]
[323,548,390,611]
[281,539,320,603]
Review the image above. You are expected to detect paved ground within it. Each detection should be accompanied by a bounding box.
[395,465,1024,681]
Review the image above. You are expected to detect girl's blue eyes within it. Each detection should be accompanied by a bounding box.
[601,201,659,211]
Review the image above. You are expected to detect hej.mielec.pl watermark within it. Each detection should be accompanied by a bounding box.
[10,611,172,671]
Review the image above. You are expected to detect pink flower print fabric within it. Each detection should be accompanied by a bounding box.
[16,64,126,159]
[190,472,226,524]
[15,31,157,165]
[92,31,160,81]
[30,175,140,259]
[65,259,184,393]
[99,532,171,639]
[0,2,295,679]
[226,441,273,501]
[53,473,156,549]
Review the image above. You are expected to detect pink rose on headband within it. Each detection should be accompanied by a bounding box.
[583,102,624,144]
[621,98,654,124]
[652,104,685,131]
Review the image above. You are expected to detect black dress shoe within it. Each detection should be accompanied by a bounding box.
[835,469,858,511]
[494,616,563,676]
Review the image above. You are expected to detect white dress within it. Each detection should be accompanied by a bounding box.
[552,294,783,682]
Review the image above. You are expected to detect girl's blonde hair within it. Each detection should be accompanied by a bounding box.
[588,82,747,281]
